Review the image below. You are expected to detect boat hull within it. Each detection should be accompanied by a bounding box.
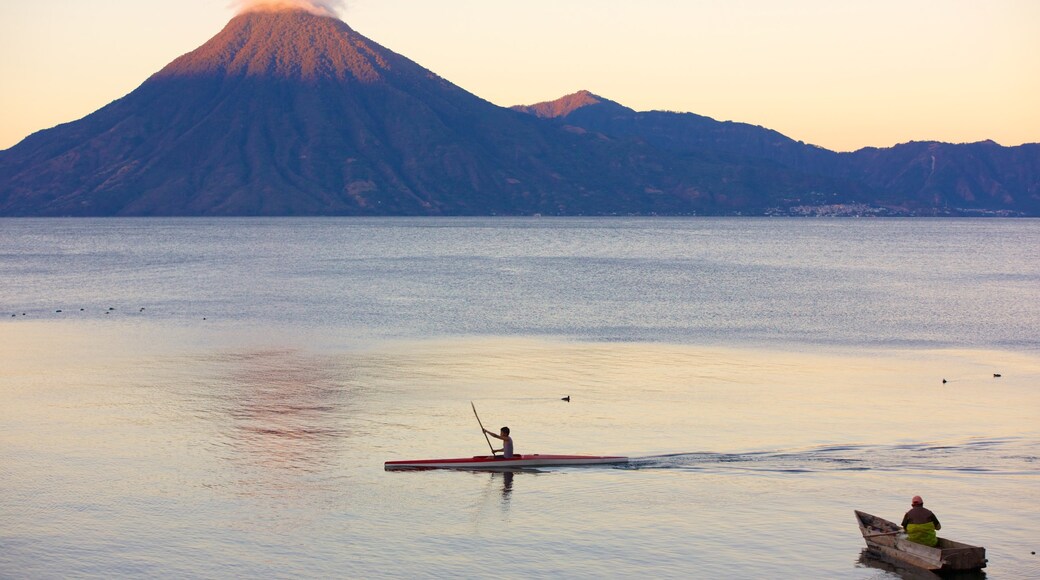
[854,510,986,572]
[385,454,629,470]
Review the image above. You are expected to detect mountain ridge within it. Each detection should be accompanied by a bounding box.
[512,90,632,119]
[515,90,1040,215]
[1,10,1036,216]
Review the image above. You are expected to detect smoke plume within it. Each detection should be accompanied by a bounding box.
[234,0,345,17]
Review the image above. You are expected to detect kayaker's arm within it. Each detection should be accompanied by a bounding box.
[483,427,513,458]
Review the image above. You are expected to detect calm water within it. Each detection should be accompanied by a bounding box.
[2,218,1039,578]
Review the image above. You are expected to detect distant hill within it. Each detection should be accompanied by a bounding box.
[514,91,1040,216]
[1,11,1036,216]
[841,140,1040,214]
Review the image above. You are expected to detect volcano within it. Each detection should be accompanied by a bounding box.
[2,10,545,215]
[0,8,791,216]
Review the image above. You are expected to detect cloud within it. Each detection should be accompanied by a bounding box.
[233,0,345,18]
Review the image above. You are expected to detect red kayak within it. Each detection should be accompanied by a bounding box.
[384,454,630,470]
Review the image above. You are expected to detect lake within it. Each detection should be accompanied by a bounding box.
[2,218,1038,578]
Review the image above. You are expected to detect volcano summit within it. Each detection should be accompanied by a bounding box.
[0,8,1036,216]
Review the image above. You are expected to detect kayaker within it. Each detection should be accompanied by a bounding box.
[901,495,942,547]
[483,426,515,458]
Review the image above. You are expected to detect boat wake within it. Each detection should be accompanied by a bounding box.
[624,437,1039,476]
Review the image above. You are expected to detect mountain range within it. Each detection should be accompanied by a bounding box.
[1,8,1037,216]
[516,91,1040,216]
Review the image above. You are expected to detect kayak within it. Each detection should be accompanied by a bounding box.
[385,454,629,470]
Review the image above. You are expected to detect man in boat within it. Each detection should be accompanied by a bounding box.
[483,426,515,458]
[901,495,941,547]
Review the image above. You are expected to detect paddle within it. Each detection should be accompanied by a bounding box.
[471,402,497,456]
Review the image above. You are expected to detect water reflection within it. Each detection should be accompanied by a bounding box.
[476,471,521,518]
[195,348,354,485]
[501,471,514,501]
[856,549,988,580]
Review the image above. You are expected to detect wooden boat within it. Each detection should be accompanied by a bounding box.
[385,454,629,470]
[854,510,986,572]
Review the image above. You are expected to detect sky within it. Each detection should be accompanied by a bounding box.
[1,0,1038,152]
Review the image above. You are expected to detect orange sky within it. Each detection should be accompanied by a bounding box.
[1,0,1037,152]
